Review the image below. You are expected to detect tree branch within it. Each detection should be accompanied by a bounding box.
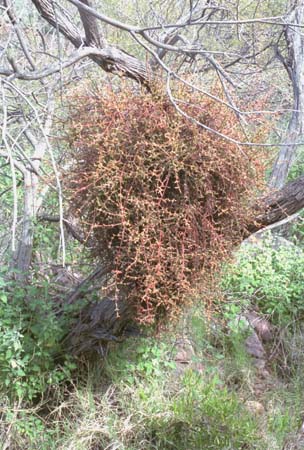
[0,47,129,80]
[250,175,304,233]
[31,0,84,47]
[31,0,151,84]
[77,0,105,47]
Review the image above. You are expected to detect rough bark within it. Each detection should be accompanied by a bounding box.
[12,171,36,277]
[38,214,88,244]
[269,0,304,189]
[249,174,304,233]
[31,0,84,47]
[63,265,134,355]
[31,0,151,84]
[77,0,105,47]
[65,296,133,355]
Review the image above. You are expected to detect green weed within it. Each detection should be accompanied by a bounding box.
[0,272,76,402]
[221,238,304,325]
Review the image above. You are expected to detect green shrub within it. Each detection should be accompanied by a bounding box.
[0,272,76,401]
[289,211,304,246]
[3,409,59,450]
[101,333,260,449]
[65,357,260,450]
[221,238,304,325]
[105,337,176,385]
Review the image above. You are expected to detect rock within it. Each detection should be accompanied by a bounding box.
[245,332,265,359]
[245,400,265,415]
[245,311,273,342]
[172,337,205,377]
[242,231,303,255]
[174,337,195,364]
[252,358,271,378]
[232,312,271,376]
[193,362,205,374]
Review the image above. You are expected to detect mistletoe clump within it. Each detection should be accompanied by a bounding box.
[65,86,265,323]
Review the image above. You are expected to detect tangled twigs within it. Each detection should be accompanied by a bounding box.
[64,85,267,323]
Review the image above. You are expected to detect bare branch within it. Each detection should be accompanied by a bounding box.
[0,47,129,80]
[130,30,304,148]
[269,1,304,189]
[1,82,19,251]
[66,0,304,30]
[31,0,85,47]
[31,0,151,84]
[77,0,105,47]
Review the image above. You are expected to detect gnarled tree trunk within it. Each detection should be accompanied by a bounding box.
[250,174,304,233]
[31,0,151,85]
[269,0,304,189]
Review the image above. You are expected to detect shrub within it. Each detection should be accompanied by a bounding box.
[65,85,266,323]
[3,409,58,450]
[105,337,175,385]
[0,272,76,401]
[221,237,304,325]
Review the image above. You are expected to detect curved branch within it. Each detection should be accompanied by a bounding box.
[0,47,133,80]
[31,0,151,84]
[249,175,304,233]
[31,0,84,47]
[66,0,303,30]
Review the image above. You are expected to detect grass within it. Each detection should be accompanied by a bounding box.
[1,301,304,449]
[2,308,303,450]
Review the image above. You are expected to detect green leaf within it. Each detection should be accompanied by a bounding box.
[0,294,7,304]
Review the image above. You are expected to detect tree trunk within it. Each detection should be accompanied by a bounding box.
[269,0,304,189]
[63,265,134,355]
[249,175,304,233]
[11,110,53,281]
[12,170,37,279]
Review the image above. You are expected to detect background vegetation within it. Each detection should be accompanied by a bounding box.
[0,0,304,449]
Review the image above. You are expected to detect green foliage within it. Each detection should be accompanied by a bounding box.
[105,338,175,384]
[288,211,304,247]
[188,304,254,392]
[62,335,260,450]
[288,145,304,182]
[188,309,224,360]
[102,332,260,449]
[0,272,76,401]
[222,238,304,325]
[3,304,303,450]
[264,378,304,448]
[4,409,59,450]
[149,371,259,450]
